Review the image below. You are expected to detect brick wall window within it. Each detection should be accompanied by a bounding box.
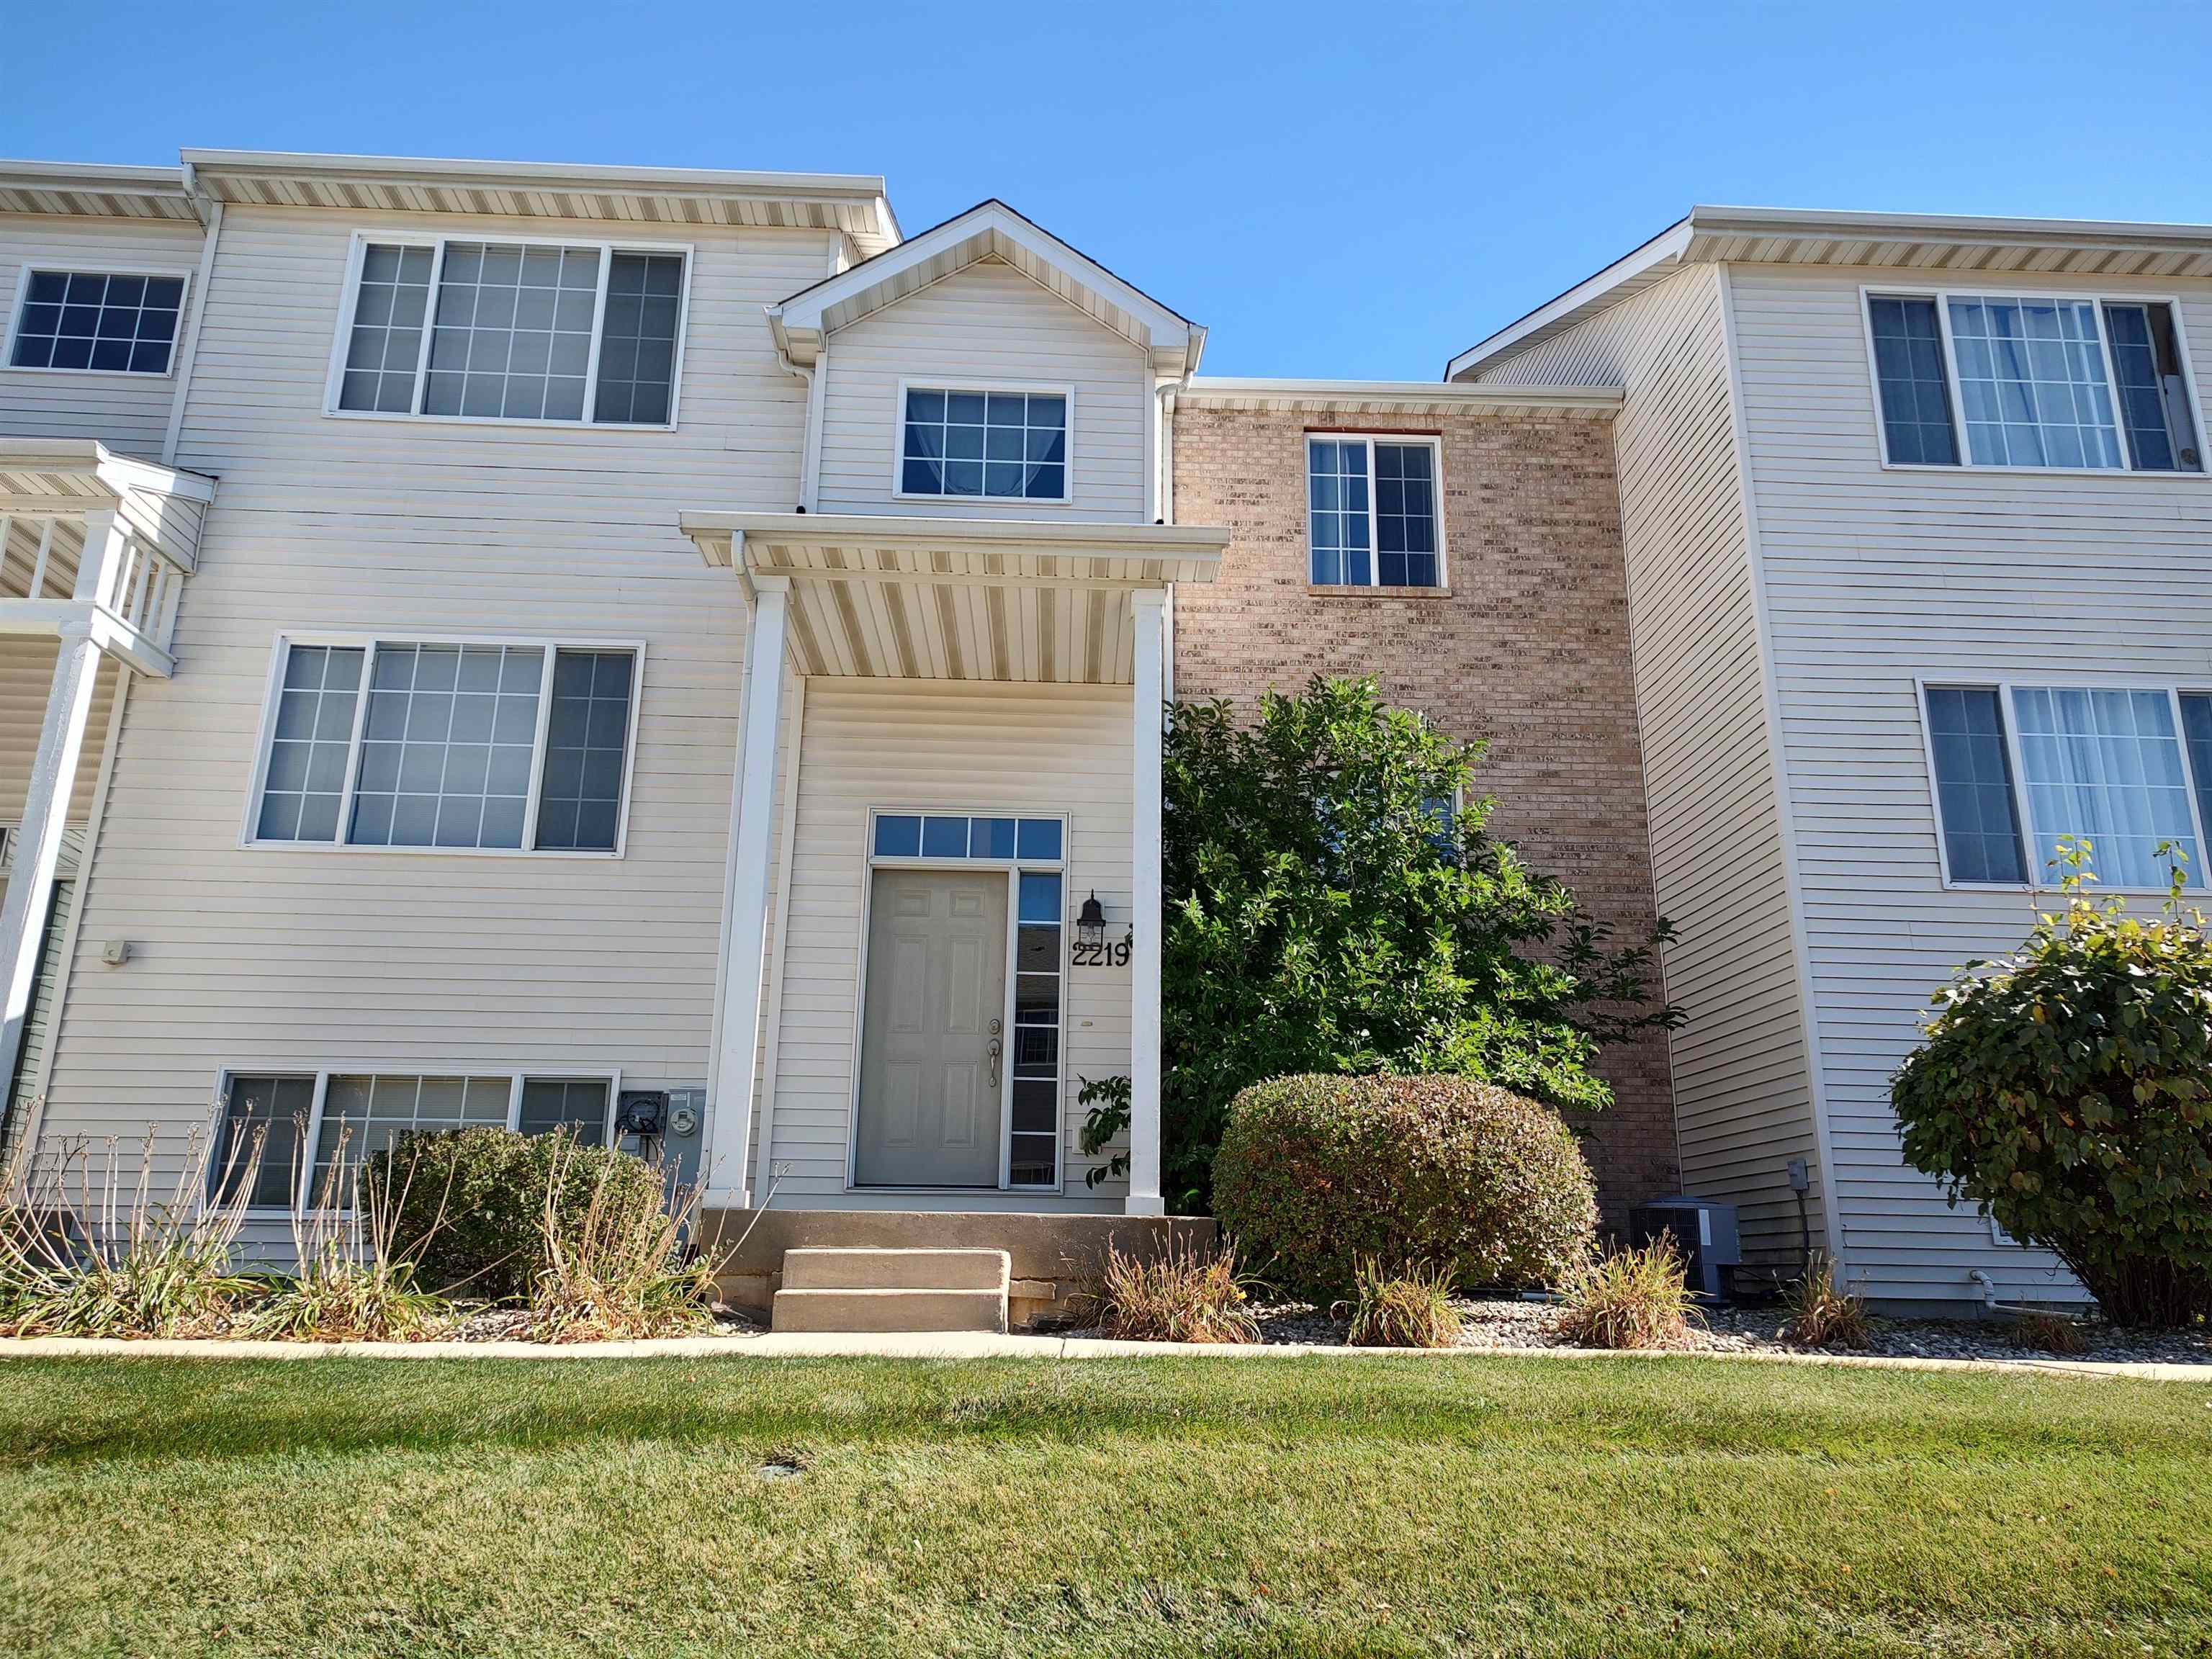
[1306,434,1443,588]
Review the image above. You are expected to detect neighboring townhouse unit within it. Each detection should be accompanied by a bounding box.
[1167,378,1676,1226]
[1452,207,2212,1311]
[0,153,1259,1322]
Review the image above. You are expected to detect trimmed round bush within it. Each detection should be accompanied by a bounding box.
[364,1127,668,1301]
[1211,1074,1597,1300]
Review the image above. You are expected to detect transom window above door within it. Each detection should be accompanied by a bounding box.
[1866,291,2204,472]
[247,636,641,855]
[899,386,1069,501]
[328,235,689,426]
[1307,435,1443,588]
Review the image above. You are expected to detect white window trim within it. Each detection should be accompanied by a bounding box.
[1861,284,2208,477]
[210,1065,624,1215]
[848,808,1071,1195]
[3,262,196,381]
[1303,432,1449,589]
[1915,672,2212,895]
[889,377,1077,507]
[239,630,647,859]
[319,229,693,432]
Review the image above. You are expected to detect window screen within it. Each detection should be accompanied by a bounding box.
[518,1078,611,1146]
[349,644,544,850]
[212,1074,316,1208]
[535,649,634,851]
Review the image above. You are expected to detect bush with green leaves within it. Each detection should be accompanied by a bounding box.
[1212,1074,1597,1300]
[1891,842,2212,1328]
[1156,677,1675,1209]
[364,1128,669,1301]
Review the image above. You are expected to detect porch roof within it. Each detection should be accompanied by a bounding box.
[0,440,215,572]
[678,510,1225,685]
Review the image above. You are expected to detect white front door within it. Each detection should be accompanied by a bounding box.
[854,868,1007,1187]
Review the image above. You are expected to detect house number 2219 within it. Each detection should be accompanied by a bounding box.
[1071,937,1132,968]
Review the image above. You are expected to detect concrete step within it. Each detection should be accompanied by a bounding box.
[770,1287,1008,1334]
[781,1246,1011,1293]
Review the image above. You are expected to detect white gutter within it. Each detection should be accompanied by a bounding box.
[161,167,224,467]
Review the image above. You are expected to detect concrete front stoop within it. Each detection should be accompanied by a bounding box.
[770,1247,1011,1334]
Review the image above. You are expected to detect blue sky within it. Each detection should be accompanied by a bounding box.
[9,1,2211,378]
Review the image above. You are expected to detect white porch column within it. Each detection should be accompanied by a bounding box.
[0,625,102,1098]
[708,576,790,1208]
[1126,588,1166,1215]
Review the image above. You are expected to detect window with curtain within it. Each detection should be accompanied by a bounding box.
[2009,687,2200,888]
[899,388,1068,500]
[1866,291,2203,472]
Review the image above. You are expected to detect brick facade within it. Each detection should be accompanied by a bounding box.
[1170,401,1678,1226]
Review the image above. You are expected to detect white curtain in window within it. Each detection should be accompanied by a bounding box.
[2010,686,2200,887]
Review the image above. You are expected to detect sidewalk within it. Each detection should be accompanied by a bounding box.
[0,1331,2205,1380]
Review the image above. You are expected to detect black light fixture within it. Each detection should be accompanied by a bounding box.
[1076,890,1107,949]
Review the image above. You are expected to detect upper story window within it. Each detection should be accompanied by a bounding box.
[1867,290,2203,473]
[328,235,688,427]
[899,385,1069,501]
[247,636,640,855]
[7,270,187,375]
[1307,435,1443,588]
[1923,680,2212,889]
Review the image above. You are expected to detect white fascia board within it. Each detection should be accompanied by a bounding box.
[1688,202,2212,251]
[1183,378,1620,412]
[679,508,1231,558]
[0,159,188,192]
[177,148,889,204]
[1444,216,1694,380]
[774,200,1195,357]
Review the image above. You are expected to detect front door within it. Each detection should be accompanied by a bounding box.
[855,868,1007,1187]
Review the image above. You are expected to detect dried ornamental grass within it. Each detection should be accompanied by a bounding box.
[1553,1238,1704,1350]
[1341,1258,1462,1348]
[2008,1309,2090,1355]
[1097,1237,1262,1344]
[1786,1254,1871,1349]
[246,1128,453,1341]
[524,1138,719,1341]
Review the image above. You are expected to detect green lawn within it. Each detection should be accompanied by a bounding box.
[0,1355,2205,1658]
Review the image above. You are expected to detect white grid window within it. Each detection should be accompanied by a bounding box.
[1866,290,2203,473]
[1308,436,1442,588]
[9,270,187,374]
[330,235,687,427]
[900,388,1068,500]
[424,243,601,421]
[256,645,364,843]
[338,246,433,413]
[1948,297,2123,469]
[213,1069,624,1209]
[250,637,640,855]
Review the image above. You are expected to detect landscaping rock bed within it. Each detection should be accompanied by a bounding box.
[1092,1294,2212,1364]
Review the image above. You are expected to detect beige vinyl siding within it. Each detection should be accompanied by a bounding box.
[765,676,1132,1208]
[0,640,120,823]
[35,204,841,1190]
[1729,262,2212,1305]
[815,257,1149,522]
[0,215,206,456]
[1468,266,1822,1265]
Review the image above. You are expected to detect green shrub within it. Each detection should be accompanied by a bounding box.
[1160,678,1678,1209]
[365,1128,667,1301]
[1342,1258,1462,1349]
[1891,841,2212,1328]
[1554,1239,1702,1350]
[1212,1074,1596,1300]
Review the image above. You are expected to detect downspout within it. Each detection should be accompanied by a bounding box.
[1154,383,1177,525]
[162,167,223,468]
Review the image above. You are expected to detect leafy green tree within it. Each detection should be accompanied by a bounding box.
[1892,840,2212,1327]
[1148,676,1676,1210]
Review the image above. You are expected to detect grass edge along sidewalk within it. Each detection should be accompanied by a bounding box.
[0,1352,2206,1658]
